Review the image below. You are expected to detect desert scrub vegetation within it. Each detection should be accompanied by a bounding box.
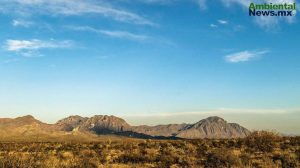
[0,131,299,168]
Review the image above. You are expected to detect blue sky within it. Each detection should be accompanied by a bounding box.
[0,0,299,133]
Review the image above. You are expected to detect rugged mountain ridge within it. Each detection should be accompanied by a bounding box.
[56,115,131,133]
[132,116,250,138]
[0,115,250,139]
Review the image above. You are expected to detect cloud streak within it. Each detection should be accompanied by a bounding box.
[173,0,297,29]
[0,0,155,26]
[218,19,228,24]
[12,19,34,27]
[224,49,269,63]
[67,26,150,41]
[221,0,297,30]
[210,19,229,28]
[4,39,73,57]
[122,108,298,118]
[5,39,72,52]
[195,0,207,10]
[210,24,218,28]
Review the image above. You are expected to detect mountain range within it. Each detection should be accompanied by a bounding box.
[0,115,250,140]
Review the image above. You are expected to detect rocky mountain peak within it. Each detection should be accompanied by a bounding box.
[175,116,250,139]
[56,115,88,131]
[13,115,42,125]
[206,116,225,122]
[80,115,131,134]
[15,115,36,120]
[56,115,131,133]
[56,115,86,124]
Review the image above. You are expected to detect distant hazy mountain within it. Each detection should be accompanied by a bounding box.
[176,116,250,138]
[0,115,250,140]
[133,116,250,138]
[0,115,56,139]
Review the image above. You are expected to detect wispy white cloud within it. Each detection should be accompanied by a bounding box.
[221,0,297,30]
[1,0,156,26]
[12,19,34,27]
[195,0,207,10]
[210,24,218,28]
[224,49,269,63]
[215,108,298,114]
[67,26,150,41]
[126,0,297,29]
[134,0,177,4]
[19,51,44,58]
[221,0,251,7]
[128,0,208,10]
[218,19,228,24]
[210,19,230,29]
[254,16,280,31]
[4,39,73,57]
[254,0,296,30]
[210,19,229,28]
[122,108,298,118]
[5,39,72,51]
[100,30,150,41]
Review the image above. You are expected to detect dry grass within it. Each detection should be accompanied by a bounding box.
[0,131,299,168]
